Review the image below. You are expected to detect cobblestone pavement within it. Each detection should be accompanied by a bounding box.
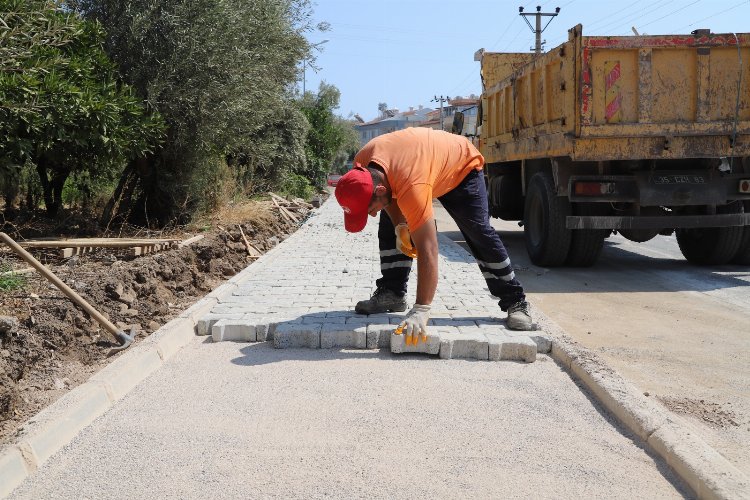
[199,198,550,362]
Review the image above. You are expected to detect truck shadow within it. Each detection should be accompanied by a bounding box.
[439,230,750,295]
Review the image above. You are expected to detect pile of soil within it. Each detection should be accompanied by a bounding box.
[0,199,313,445]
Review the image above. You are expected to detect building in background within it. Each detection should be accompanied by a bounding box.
[355,106,433,145]
[354,96,480,146]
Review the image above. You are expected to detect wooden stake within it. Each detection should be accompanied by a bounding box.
[237,225,261,257]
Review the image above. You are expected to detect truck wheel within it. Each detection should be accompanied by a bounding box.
[566,203,607,267]
[731,201,750,265]
[676,202,744,265]
[524,172,571,266]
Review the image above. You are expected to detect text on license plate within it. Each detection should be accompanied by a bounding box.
[653,175,706,185]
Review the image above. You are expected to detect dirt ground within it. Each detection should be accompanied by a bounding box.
[0,197,314,445]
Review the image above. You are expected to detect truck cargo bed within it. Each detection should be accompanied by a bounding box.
[480,25,750,163]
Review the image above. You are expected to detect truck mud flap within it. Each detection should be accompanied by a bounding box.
[567,213,750,230]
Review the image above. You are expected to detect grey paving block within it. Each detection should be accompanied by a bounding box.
[391,326,458,354]
[487,333,537,363]
[211,319,257,342]
[195,314,243,336]
[529,332,553,353]
[358,314,393,324]
[390,330,440,355]
[439,330,489,360]
[254,322,272,341]
[343,316,371,325]
[320,325,367,349]
[273,323,322,349]
[366,323,394,349]
[429,318,477,327]
[304,316,345,324]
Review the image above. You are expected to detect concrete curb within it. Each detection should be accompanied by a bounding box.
[0,208,322,499]
[544,320,750,499]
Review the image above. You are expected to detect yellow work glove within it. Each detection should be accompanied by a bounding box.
[395,223,418,258]
[395,304,430,345]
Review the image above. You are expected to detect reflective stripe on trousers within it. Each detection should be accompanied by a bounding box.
[376,211,412,296]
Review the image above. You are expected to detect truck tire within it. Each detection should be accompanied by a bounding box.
[731,201,750,265]
[524,172,571,266]
[676,203,744,265]
[566,203,607,267]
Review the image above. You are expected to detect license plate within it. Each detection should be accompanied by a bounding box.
[652,175,706,185]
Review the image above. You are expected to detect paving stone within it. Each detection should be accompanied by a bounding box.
[439,330,489,360]
[254,321,272,341]
[366,323,394,349]
[487,333,537,363]
[390,331,440,355]
[211,319,257,342]
[529,332,553,353]
[273,323,322,348]
[304,316,345,324]
[343,316,371,325]
[196,314,243,336]
[429,318,477,327]
[320,325,367,349]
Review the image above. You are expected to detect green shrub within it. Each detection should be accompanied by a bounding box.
[280,173,314,200]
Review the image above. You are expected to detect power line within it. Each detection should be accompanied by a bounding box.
[543,0,651,46]
[628,0,703,34]
[587,0,675,34]
[487,18,519,50]
[678,0,750,30]
[582,0,651,32]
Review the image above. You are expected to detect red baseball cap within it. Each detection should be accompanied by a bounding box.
[335,163,373,232]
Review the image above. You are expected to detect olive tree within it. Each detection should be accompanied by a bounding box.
[0,0,164,215]
[73,0,314,225]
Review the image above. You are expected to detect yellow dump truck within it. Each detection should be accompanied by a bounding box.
[477,25,750,266]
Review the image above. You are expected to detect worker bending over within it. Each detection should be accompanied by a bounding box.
[335,128,532,343]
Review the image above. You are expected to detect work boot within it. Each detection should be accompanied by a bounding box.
[355,287,407,314]
[507,301,533,331]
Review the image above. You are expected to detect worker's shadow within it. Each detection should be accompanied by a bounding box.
[225,309,503,367]
[225,309,393,367]
[229,343,401,367]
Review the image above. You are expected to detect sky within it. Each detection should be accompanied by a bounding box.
[302,0,750,121]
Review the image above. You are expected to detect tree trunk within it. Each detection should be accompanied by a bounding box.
[35,158,70,217]
[100,163,135,230]
[36,160,53,213]
[50,169,69,215]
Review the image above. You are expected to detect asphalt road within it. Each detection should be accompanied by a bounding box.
[434,202,750,477]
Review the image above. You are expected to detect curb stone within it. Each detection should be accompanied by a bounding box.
[541,314,749,500]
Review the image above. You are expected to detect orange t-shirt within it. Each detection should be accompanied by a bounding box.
[354,128,484,231]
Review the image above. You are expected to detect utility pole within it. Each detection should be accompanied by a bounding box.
[519,5,560,54]
[431,95,449,130]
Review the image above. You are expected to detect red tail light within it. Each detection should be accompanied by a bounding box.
[574,182,615,196]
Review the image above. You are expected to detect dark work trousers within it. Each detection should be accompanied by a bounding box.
[376,168,526,311]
